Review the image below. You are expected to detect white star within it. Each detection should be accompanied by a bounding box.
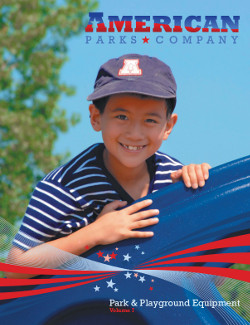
[106,279,116,288]
[139,276,145,283]
[114,287,119,292]
[104,254,111,262]
[123,253,132,261]
[124,272,132,279]
[94,285,100,292]
[141,251,145,255]
[135,245,140,250]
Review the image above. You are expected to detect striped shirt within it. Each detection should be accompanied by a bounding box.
[13,143,183,251]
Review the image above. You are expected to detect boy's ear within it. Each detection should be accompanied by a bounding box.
[89,104,102,131]
[163,113,178,140]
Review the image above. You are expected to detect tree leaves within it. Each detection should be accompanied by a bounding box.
[0,0,98,223]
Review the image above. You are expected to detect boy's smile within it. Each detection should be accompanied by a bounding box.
[89,94,177,179]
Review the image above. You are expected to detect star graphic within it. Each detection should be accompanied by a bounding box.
[114,287,119,292]
[94,285,100,292]
[134,273,138,278]
[124,272,132,279]
[139,276,145,283]
[85,245,89,250]
[141,251,145,255]
[135,245,140,250]
[123,253,131,262]
[151,279,154,283]
[107,279,116,289]
[149,287,154,291]
[110,251,118,259]
[96,250,104,258]
[142,36,149,43]
[104,254,111,262]
[115,247,119,251]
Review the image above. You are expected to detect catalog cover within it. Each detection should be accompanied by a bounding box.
[0,1,249,324]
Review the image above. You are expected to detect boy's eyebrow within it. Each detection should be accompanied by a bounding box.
[145,112,162,118]
[111,107,128,113]
[111,108,162,118]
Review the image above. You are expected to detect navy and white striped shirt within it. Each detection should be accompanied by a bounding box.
[13,143,183,251]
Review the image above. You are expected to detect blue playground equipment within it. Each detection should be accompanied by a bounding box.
[0,156,249,325]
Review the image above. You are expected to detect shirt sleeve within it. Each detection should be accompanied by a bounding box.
[13,178,90,251]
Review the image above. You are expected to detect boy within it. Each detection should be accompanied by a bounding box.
[7,54,210,277]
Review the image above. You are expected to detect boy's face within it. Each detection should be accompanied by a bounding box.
[89,94,177,172]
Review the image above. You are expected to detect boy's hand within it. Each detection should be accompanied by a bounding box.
[171,163,211,189]
[93,199,159,246]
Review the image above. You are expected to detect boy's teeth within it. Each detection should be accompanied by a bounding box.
[123,144,143,150]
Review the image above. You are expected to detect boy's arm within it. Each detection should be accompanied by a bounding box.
[6,199,159,278]
[171,163,211,189]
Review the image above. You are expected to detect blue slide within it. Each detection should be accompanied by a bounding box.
[0,156,249,325]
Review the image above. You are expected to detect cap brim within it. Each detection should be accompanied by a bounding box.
[87,79,176,101]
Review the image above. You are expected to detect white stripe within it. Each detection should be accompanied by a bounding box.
[71,213,84,220]
[154,180,172,184]
[52,166,64,180]
[61,230,72,235]
[58,144,98,182]
[18,230,43,243]
[29,204,64,223]
[80,198,113,208]
[155,152,183,166]
[74,157,96,174]
[25,214,62,231]
[22,222,54,237]
[32,196,69,216]
[41,180,76,201]
[48,166,63,180]
[13,239,30,250]
[81,218,88,226]
[70,182,111,193]
[156,162,183,167]
[36,188,81,211]
[44,169,57,181]
[76,190,117,201]
[155,170,177,175]
[66,173,106,187]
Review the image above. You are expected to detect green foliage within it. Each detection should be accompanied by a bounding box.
[0,0,98,224]
[218,264,250,321]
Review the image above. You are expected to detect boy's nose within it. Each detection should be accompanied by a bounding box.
[125,122,144,140]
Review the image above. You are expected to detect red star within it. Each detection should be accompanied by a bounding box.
[96,250,104,258]
[85,245,89,250]
[110,251,118,259]
[142,36,149,43]
[149,287,154,291]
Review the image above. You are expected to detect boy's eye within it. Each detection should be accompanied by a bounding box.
[116,115,128,120]
[146,118,157,124]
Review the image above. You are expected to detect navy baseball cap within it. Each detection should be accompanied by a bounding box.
[87,54,177,104]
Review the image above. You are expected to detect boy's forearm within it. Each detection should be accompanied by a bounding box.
[6,223,102,279]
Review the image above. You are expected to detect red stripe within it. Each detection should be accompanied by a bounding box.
[137,266,249,282]
[0,273,117,286]
[138,234,250,266]
[0,275,113,300]
[135,253,250,268]
[0,262,119,276]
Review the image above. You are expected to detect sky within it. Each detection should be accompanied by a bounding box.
[55,0,250,168]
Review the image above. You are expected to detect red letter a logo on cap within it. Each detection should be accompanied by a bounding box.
[118,59,142,76]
